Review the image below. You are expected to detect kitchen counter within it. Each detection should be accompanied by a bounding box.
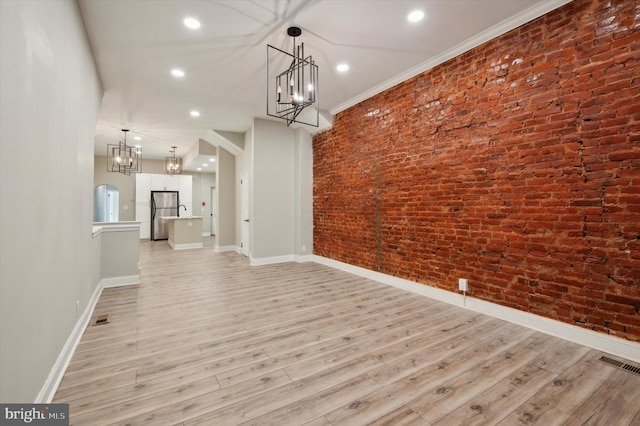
[159,216,203,220]
[159,216,203,249]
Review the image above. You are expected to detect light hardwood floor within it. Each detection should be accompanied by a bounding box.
[54,237,640,425]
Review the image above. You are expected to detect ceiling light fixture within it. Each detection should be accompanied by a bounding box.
[336,63,349,72]
[165,146,182,175]
[171,69,185,78]
[267,26,319,127]
[190,110,200,117]
[183,17,201,29]
[107,129,142,175]
[408,10,424,22]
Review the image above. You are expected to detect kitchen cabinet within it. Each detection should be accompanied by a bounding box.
[135,174,151,239]
[151,174,180,191]
[179,175,192,203]
[135,173,151,203]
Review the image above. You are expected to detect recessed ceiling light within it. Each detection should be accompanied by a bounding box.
[171,68,185,78]
[202,163,208,167]
[190,110,200,117]
[336,63,349,72]
[209,158,215,162]
[197,168,202,171]
[408,10,424,23]
[183,17,201,30]
[134,136,141,141]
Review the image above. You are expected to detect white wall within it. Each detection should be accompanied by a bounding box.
[100,231,140,279]
[216,147,236,248]
[0,0,103,402]
[245,119,314,261]
[236,128,253,252]
[251,118,297,258]
[294,128,314,257]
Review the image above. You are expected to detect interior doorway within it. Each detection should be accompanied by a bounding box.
[94,184,119,222]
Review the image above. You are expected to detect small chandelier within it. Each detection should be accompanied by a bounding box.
[107,129,142,175]
[165,146,182,175]
[267,26,319,127]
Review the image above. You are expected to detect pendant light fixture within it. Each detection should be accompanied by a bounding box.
[267,26,319,127]
[165,146,182,175]
[107,129,142,175]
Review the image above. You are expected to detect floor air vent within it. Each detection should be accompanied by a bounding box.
[93,314,110,326]
[623,363,640,375]
[599,355,640,376]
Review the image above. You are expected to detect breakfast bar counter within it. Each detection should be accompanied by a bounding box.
[159,216,203,250]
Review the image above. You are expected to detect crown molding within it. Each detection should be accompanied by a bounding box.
[330,0,574,116]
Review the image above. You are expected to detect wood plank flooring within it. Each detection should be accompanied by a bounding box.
[53,238,640,425]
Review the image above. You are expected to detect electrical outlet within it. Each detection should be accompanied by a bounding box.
[458,278,469,292]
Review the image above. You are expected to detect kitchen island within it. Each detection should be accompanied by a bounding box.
[159,216,203,250]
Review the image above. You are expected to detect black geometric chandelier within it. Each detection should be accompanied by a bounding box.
[107,129,142,175]
[267,26,319,127]
[165,146,182,175]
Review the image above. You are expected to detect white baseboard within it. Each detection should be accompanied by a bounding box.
[250,254,295,266]
[168,239,204,250]
[35,283,103,403]
[215,245,238,253]
[294,254,314,263]
[250,254,314,266]
[101,275,140,288]
[313,255,640,363]
[169,242,203,250]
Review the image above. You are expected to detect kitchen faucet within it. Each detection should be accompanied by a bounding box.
[178,204,187,215]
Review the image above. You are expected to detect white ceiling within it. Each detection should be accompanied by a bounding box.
[80,0,571,171]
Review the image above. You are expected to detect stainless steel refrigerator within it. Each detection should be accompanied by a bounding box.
[151,191,179,241]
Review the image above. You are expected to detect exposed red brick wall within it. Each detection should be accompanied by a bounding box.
[313,0,640,341]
